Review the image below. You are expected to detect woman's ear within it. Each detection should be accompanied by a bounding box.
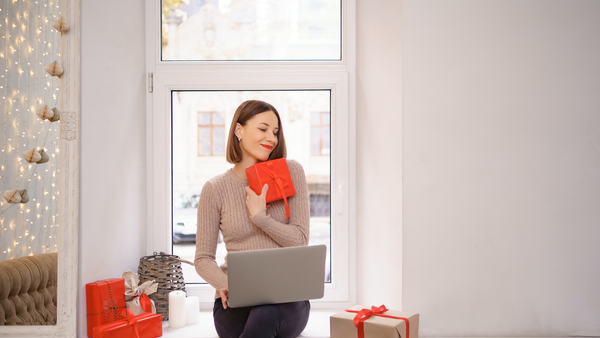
[235,123,242,140]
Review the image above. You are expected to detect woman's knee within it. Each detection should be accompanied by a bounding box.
[213,298,251,338]
[275,301,310,338]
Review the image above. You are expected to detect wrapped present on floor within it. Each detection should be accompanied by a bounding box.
[330,305,419,338]
[86,278,127,337]
[93,310,163,338]
[245,158,296,219]
[121,270,158,315]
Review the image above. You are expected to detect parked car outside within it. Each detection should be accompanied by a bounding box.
[173,208,199,244]
[173,208,225,244]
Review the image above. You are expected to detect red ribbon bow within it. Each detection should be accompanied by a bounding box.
[264,161,291,220]
[346,305,410,338]
[124,308,141,338]
[137,293,153,314]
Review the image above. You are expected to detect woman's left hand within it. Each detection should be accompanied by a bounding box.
[245,184,268,217]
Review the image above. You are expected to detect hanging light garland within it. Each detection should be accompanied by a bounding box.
[0,0,63,260]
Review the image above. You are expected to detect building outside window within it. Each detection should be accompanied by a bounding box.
[311,111,330,156]
[198,111,225,156]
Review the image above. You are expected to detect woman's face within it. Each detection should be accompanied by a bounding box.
[236,110,279,163]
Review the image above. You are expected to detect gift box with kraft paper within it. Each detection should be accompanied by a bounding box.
[330,305,419,338]
[121,270,158,315]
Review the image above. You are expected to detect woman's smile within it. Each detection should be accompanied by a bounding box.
[261,144,273,150]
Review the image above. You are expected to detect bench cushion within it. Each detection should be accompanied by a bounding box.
[0,252,58,325]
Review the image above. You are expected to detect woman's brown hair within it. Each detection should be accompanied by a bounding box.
[226,100,287,164]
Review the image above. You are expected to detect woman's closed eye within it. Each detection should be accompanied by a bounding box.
[259,128,278,136]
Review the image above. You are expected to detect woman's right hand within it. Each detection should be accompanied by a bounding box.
[219,287,229,309]
[245,184,268,217]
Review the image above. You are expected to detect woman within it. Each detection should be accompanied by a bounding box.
[194,100,311,338]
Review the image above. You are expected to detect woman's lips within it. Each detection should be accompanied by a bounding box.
[261,144,273,150]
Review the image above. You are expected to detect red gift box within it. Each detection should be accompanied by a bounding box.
[86,278,127,337]
[245,158,296,219]
[93,312,163,338]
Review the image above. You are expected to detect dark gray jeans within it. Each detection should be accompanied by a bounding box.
[213,298,310,338]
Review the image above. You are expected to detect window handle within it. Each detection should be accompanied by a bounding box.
[338,183,344,214]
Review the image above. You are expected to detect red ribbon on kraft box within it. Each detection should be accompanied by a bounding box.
[346,305,411,338]
[137,294,153,314]
[245,158,296,220]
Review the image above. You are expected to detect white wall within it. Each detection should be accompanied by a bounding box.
[78,0,147,336]
[403,0,600,336]
[355,0,403,310]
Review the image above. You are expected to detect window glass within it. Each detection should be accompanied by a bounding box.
[197,112,225,156]
[310,111,330,156]
[172,90,332,283]
[311,112,320,125]
[311,127,320,155]
[213,112,224,124]
[198,128,212,155]
[322,127,330,155]
[161,0,342,61]
[213,127,225,154]
[199,112,211,124]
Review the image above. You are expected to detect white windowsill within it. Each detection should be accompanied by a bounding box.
[160,309,338,338]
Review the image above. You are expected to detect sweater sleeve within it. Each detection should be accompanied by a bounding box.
[250,160,310,247]
[194,181,228,291]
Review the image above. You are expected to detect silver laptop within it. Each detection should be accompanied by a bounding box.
[227,245,327,308]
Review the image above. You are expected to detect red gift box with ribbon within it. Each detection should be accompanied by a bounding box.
[245,158,296,220]
[330,305,420,338]
[86,278,128,337]
[92,310,163,338]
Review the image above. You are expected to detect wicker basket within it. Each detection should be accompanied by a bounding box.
[138,252,194,321]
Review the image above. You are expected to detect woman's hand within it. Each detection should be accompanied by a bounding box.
[245,184,268,217]
[218,287,229,309]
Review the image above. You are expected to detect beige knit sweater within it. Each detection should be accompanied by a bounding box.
[194,159,310,292]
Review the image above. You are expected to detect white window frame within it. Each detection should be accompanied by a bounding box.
[145,0,356,309]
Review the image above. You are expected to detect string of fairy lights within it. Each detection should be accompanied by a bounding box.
[0,0,64,261]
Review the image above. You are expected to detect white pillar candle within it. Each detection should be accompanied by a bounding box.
[185,296,200,325]
[168,291,187,328]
